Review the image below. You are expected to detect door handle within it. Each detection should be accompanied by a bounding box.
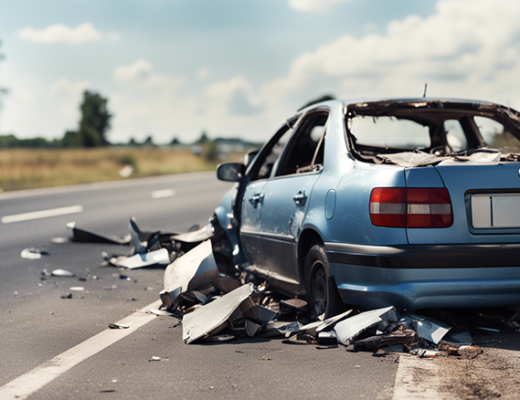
[249,193,264,208]
[293,191,307,206]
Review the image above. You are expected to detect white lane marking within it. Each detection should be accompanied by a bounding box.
[0,171,215,200]
[0,299,162,400]
[151,189,176,199]
[392,354,440,400]
[1,205,84,224]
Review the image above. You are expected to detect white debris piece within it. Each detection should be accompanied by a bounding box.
[116,248,170,269]
[159,240,219,310]
[333,306,398,345]
[183,284,253,344]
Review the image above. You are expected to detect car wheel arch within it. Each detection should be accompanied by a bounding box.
[297,228,324,293]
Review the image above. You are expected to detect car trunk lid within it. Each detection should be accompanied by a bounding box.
[406,162,520,244]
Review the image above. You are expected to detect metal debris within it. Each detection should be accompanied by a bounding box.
[182,284,254,344]
[21,248,49,260]
[333,306,398,345]
[160,240,219,310]
[61,293,73,299]
[109,323,129,329]
[400,313,451,345]
[148,356,169,362]
[67,222,131,245]
[43,268,75,277]
[114,248,170,269]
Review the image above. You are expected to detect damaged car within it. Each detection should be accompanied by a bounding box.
[215,98,520,317]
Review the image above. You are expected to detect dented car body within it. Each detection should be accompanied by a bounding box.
[215,98,520,314]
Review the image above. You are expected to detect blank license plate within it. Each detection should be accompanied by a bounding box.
[471,193,520,228]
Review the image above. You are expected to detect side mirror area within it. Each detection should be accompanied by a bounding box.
[216,162,246,182]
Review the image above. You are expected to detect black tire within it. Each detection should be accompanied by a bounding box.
[305,244,345,319]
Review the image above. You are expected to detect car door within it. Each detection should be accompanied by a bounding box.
[259,111,328,287]
[238,121,294,269]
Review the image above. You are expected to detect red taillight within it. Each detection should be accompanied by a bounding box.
[370,188,453,228]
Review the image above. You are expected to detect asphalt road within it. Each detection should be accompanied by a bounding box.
[2,172,519,400]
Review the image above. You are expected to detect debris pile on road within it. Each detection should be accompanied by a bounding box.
[27,216,520,360]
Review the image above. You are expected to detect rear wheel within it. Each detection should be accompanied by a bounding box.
[305,244,344,319]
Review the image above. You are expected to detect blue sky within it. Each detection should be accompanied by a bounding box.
[0,0,518,143]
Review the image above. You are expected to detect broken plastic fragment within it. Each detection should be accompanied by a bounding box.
[170,224,214,244]
[70,286,84,291]
[246,320,261,337]
[148,356,169,362]
[333,306,398,345]
[400,313,451,345]
[286,309,353,339]
[67,222,131,245]
[21,248,49,260]
[108,323,129,329]
[115,248,170,269]
[160,240,219,310]
[51,269,75,277]
[182,284,254,344]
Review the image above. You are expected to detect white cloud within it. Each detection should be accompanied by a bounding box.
[18,23,104,44]
[114,59,153,81]
[114,60,186,88]
[197,67,209,80]
[288,0,354,12]
[50,78,90,98]
[205,76,263,115]
[264,0,520,114]
[108,32,122,42]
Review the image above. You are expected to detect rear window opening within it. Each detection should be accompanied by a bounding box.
[345,101,520,167]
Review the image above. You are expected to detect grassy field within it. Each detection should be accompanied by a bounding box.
[0,147,241,192]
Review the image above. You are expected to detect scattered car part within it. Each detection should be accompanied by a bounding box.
[108,323,129,329]
[21,248,48,260]
[67,222,131,245]
[182,284,254,344]
[160,240,220,310]
[115,248,170,269]
[333,306,398,345]
[401,314,451,345]
[45,268,75,277]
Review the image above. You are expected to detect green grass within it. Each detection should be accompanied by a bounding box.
[0,147,240,192]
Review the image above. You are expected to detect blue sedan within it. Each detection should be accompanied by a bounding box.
[215,98,520,317]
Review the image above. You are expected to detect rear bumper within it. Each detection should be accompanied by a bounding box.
[325,242,520,311]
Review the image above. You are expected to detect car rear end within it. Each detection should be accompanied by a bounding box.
[327,99,520,311]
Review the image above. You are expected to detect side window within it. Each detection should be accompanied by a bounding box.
[444,119,467,151]
[276,112,328,176]
[474,116,520,153]
[252,123,294,181]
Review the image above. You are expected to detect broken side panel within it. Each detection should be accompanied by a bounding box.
[333,306,398,345]
[182,284,254,344]
[67,222,131,245]
[159,240,219,310]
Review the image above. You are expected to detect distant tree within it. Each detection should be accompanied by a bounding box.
[78,90,112,147]
[202,140,218,162]
[62,130,82,148]
[143,135,155,146]
[195,131,210,145]
[128,137,138,146]
[170,136,181,146]
[298,94,336,111]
